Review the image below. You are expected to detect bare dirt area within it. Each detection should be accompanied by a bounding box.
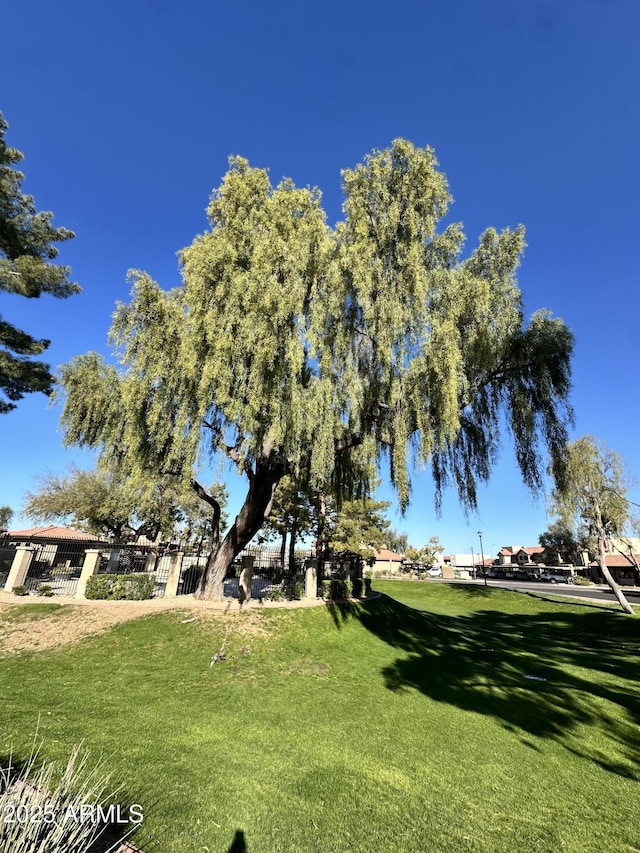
[0,593,324,657]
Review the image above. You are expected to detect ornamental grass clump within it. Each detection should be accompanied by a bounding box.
[0,742,130,852]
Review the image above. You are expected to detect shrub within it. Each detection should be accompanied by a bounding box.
[265,585,285,601]
[291,580,305,600]
[573,575,593,586]
[11,585,28,596]
[37,584,54,597]
[85,573,155,600]
[320,579,353,600]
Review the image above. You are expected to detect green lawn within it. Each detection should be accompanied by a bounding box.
[1,582,639,852]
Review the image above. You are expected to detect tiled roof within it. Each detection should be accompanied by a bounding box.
[591,554,640,568]
[499,545,543,556]
[374,548,405,562]
[7,525,103,542]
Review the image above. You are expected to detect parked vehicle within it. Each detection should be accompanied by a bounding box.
[539,571,573,584]
[426,567,443,578]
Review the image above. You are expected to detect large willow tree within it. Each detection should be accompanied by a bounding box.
[59,140,574,599]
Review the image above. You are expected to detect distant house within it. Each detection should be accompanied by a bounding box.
[497,545,545,567]
[7,525,105,545]
[589,553,640,586]
[372,548,405,574]
[5,526,107,573]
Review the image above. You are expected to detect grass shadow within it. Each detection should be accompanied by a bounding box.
[344,589,640,780]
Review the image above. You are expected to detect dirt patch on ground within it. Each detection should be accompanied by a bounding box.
[0,600,176,657]
[0,592,324,657]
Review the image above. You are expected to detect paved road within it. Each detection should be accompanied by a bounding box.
[440,577,639,605]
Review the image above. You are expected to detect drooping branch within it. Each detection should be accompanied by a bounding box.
[191,478,222,545]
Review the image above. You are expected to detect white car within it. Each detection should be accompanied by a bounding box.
[426,567,443,578]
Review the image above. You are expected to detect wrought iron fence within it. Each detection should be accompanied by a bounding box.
[0,544,14,589]
[23,541,87,596]
[98,546,152,575]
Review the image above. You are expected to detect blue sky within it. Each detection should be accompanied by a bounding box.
[1,0,639,559]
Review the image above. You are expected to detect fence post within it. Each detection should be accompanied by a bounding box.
[304,559,318,599]
[239,555,255,603]
[164,552,184,597]
[4,546,35,592]
[76,550,103,599]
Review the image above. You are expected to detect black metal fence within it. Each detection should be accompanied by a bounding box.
[23,541,87,596]
[98,546,153,575]
[5,540,362,600]
[0,543,14,589]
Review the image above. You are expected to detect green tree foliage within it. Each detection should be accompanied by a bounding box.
[328,494,391,564]
[405,536,444,566]
[58,140,574,598]
[0,112,79,412]
[551,436,634,613]
[176,481,229,550]
[538,520,583,566]
[262,475,315,571]
[23,465,226,543]
[385,529,409,554]
[0,505,13,529]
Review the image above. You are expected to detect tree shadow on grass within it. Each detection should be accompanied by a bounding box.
[327,590,640,780]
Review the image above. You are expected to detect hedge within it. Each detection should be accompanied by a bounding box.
[85,573,155,600]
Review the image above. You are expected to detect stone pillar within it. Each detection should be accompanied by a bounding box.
[75,550,102,599]
[4,546,35,592]
[164,552,184,598]
[239,555,255,603]
[304,560,318,600]
[145,552,158,573]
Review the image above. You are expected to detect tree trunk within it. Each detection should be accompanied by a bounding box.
[594,505,633,614]
[279,528,287,576]
[195,458,285,600]
[288,517,298,574]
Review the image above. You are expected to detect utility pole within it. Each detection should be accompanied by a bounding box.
[478,531,486,586]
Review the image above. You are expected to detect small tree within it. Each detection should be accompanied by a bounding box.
[262,475,315,572]
[385,529,409,554]
[552,436,635,614]
[0,112,79,413]
[405,536,444,567]
[328,494,391,564]
[538,520,583,566]
[58,140,574,599]
[0,505,13,529]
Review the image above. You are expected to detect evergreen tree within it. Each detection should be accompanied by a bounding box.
[0,112,79,412]
[58,140,574,599]
[328,494,391,564]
